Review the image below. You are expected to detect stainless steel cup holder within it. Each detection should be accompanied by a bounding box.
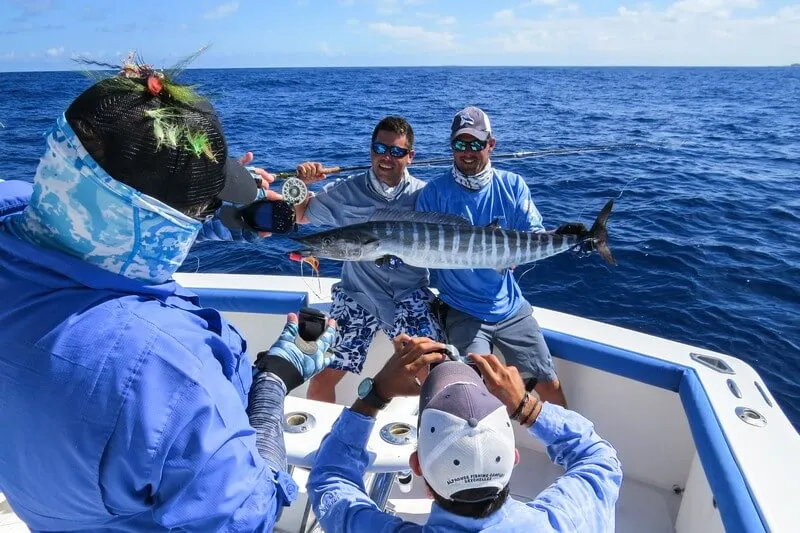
[736,407,767,427]
[380,422,417,446]
[283,411,316,433]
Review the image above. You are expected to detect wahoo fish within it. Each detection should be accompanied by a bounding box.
[289,199,616,270]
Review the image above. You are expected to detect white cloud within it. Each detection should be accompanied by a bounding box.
[203,1,239,20]
[0,51,16,60]
[376,0,400,14]
[553,3,580,15]
[439,16,457,25]
[493,9,516,22]
[319,41,344,57]
[484,3,800,65]
[526,0,561,4]
[368,22,456,50]
[776,5,800,21]
[374,0,424,14]
[666,0,758,20]
[45,46,64,57]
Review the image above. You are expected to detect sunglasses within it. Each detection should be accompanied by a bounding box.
[372,142,410,158]
[452,138,488,152]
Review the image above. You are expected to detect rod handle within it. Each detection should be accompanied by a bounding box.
[274,166,342,181]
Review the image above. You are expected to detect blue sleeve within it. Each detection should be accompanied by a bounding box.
[196,215,262,243]
[513,179,545,233]
[0,180,33,218]
[525,403,623,532]
[101,331,295,532]
[307,409,408,533]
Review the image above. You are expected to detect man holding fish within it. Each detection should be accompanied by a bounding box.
[290,116,444,404]
[289,108,617,408]
[415,106,569,407]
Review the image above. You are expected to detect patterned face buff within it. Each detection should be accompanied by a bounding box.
[367,168,408,201]
[452,160,493,191]
[9,113,202,284]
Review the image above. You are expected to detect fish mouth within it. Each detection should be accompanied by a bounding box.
[288,249,314,261]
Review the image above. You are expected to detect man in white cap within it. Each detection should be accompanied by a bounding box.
[416,105,568,408]
[307,336,622,532]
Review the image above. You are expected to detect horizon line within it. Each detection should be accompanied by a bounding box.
[1,64,798,74]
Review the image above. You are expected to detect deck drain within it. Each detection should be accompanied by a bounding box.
[283,411,316,433]
[380,422,417,445]
[736,407,766,427]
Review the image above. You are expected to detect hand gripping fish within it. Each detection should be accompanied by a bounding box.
[289,199,616,270]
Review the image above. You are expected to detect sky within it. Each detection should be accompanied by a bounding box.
[0,0,798,71]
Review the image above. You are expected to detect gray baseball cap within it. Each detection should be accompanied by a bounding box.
[450,106,492,141]
[417,361,515,503]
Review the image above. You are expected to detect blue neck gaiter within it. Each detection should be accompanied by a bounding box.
[8,114,202,284]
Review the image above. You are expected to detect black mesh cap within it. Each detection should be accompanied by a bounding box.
[65,77,256,213]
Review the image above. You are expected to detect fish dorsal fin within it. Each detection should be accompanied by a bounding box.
[369,208,472,226]
[486,218,501,230]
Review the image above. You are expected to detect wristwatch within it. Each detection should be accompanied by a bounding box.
[357,377,389,410]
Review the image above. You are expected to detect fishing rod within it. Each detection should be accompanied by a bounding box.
[230,141,643,233]
[271,142,643,180]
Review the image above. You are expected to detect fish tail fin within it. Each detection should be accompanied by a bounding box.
[586,199,616,266]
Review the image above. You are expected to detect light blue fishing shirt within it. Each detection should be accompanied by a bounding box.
[307,402,622,533]
[305,171,429,326]
[0,116,296,532]
[416,167,545,323]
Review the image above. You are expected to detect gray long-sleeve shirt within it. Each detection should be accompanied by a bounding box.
[305,171,430,326]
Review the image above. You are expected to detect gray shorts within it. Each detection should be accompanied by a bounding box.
[440,300,557,385]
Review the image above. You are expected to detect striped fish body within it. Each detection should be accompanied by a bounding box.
[365,221,580,269]
[290,200,616,269]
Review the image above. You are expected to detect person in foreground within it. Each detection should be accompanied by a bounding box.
[307,338,622,532]
[291,116,443,403]
[0,60,336,531]
[416,106,568,407]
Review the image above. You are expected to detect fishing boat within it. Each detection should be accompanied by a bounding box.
[2,272,798,533]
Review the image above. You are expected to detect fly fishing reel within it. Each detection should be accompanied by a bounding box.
[281,177,308,205]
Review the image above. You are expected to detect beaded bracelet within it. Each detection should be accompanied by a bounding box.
[520,397,540,427]
[510,392,530,420]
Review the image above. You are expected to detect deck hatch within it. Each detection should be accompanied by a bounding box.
[690,352,735,374]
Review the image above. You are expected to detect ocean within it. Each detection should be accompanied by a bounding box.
[1,66,798,430]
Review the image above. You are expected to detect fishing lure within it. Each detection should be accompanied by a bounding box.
[290,252,320,276]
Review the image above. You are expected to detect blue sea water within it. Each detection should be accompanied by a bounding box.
[1,67,798,431]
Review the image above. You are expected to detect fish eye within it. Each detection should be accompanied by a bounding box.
[322,237,332,246]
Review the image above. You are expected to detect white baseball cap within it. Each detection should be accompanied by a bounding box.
[417,362,516,503]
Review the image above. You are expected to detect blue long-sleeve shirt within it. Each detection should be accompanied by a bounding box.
[416,168,545,323]
[307,402,622,532]
[0,180,296,532]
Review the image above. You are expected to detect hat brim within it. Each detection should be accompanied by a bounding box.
[218,158,259,204]
[451,127,491,142]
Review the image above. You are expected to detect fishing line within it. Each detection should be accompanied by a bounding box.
[514,263,539,286]
[298,257,325,301]
[616,175,641,200]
